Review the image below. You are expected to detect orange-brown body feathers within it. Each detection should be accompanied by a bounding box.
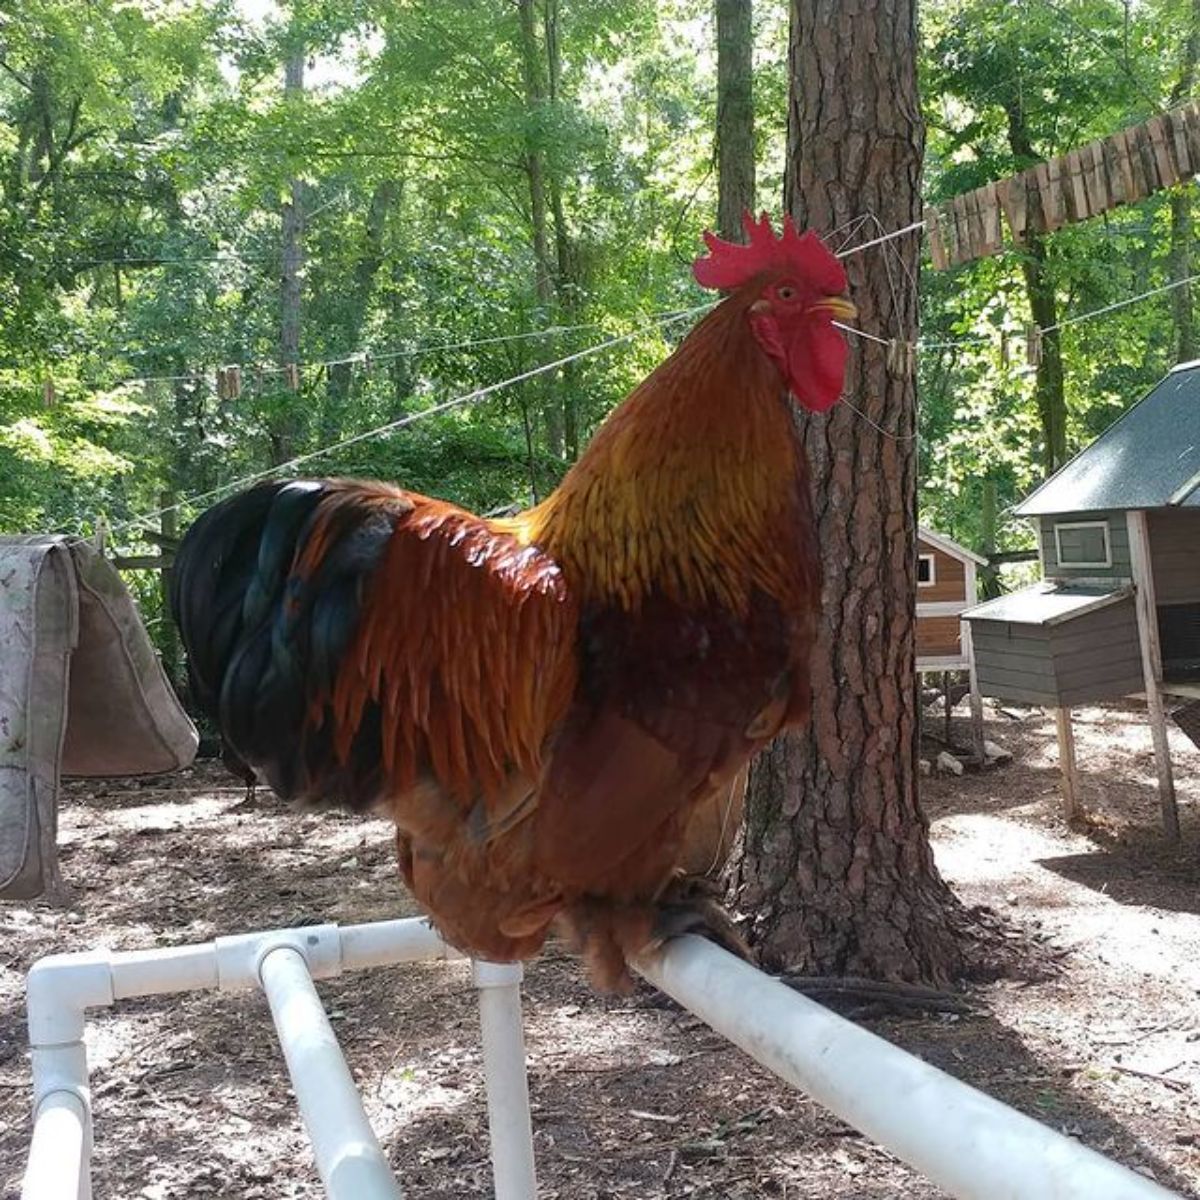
[171,215,851,989]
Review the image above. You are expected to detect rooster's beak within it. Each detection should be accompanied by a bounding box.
[810,296,858,321]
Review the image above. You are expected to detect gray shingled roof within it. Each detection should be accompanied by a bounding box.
[1015,361,1200,516]
[963,581,1133,626]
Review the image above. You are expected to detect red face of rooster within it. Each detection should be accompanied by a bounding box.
[693,212,857,413]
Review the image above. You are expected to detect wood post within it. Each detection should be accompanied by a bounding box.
[1127,510,1180,840]
[1053,706,1081,822]
[961,621,986,765]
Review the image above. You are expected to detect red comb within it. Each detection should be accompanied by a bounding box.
[693,211,847,294]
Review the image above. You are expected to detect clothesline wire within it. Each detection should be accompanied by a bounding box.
[101,213,1199,529]
[109,304,712,537]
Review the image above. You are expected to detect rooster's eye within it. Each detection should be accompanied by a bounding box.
[777,285,797,301]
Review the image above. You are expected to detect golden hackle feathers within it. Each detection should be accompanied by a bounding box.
[504,291,816,617]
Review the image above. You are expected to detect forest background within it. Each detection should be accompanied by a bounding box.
[3,0,1198,681]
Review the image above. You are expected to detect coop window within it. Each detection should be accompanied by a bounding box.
[1054,521,1111,568]
[917,554,936,586]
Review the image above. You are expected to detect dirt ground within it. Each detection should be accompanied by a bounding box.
[2,701,1199,1199]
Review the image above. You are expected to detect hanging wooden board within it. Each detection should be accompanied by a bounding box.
[925,207,949,269]
[1085,141,1109,214]
[925,103,1200,268]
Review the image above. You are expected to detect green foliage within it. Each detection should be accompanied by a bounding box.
[1,0,1198,654]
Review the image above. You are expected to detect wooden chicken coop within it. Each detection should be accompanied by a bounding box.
[964,360,1200,837]
[916,526,987,755]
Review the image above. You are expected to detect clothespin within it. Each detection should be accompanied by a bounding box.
[42,373,56,408]
[285,362,301,391]
[216,367,228,401]
[225,365,242,399]
[999,333,1010,368]
[254,364,265,392]
[1026,325,1043,367]
[362,352,374,377]
[93,515,109,555]
[886,339,916,377]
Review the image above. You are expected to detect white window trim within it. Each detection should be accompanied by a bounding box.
[1053,520,1112,569]
[918,552,937,587]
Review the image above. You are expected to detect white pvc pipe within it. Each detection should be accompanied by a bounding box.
[21,919,457,1200]
[472,961,538,1200]
[23,1022,93,1200]
[22,1087,89,1200]
[340,918,461,970]
[637,936,1179,1200]
[259,945,403,1200]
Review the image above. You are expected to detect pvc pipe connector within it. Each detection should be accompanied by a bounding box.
[27,951,114,1045]
[214,923,342,991]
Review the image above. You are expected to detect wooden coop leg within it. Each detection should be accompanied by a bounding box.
[942,671,953,744]
[962,622,986,765]
[1128,510,1180,840]
[1052,706,1081,822]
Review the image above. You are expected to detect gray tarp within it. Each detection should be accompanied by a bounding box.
[0,537,197,900]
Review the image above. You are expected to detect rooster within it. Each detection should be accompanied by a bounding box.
[170,214,854,990]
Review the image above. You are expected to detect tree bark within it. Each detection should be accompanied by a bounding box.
[517,0,563,459]
[1003,102,1066,476]
[275,46,306,466]
[324,179,399,435]
[544,0,582,461]
[1169,0,1200,364]
[716,0,755,241]
[731,0,970,985]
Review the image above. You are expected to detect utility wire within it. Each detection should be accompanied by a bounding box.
[110,305,710,537]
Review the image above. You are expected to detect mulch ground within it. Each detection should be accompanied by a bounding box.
[2,700,1198,1198]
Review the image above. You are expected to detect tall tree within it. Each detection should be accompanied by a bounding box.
[275,42,306,466]
[1168,0,1200,363]
[715,0,755,240]
[731,0,971,983]
[517,0,562,462]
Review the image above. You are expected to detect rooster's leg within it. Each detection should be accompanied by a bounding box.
[558,878,754,993]
[649,873,755,965]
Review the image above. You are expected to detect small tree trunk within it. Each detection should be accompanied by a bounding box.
[1003,101,1067,476]
[275,46,305,467]
[980,476,1000,599]
[731,0,971,986]
[545,0,582,462]
[1018,232,1067,475]
[323,180,399,440]
[158,492,180,686]
[716,0,755,240]
[1169,1,1200,363]
[518,0,563,459]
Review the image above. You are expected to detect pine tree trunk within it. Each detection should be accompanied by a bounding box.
[731,0,971,986]
[716,0,754,241]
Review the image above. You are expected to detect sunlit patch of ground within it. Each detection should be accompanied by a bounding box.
[2,702,1199,1197]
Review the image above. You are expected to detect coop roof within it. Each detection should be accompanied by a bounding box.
[963,580,1133,627]
[1015,360,1200,516]
[917,525,988,565]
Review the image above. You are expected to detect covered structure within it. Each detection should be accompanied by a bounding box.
[0,536,197,900]
[916,526,987,756]
[964,360,1200,835]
